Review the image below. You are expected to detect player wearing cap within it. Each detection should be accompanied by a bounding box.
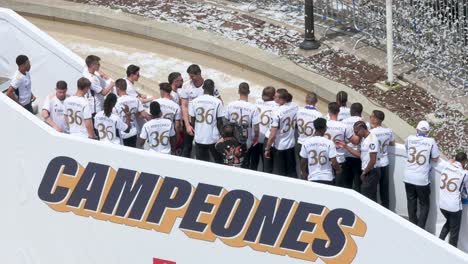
[156,82,182,149]
[5,55,36,113]
[94,93,131,145]
[403,120,440,229]
[300,118,342,185]
[338,121,380,201]
[253,87,278,172]
[295,92,323,174]
[438,152,468,247]
[168,72,183,105]
[370,110,395,209]
[225,82,260,169]
[325,102,348,187]
[341,103,365,191]
[64,78,95,139]
[82,55,115,115]
[189,79,225,163]
[114,79,150,148]
[180,64,221,158]
[42,81,70,133]
[265,89,298,178]
[138,101,175,154]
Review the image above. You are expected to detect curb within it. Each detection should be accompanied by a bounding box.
[0,0,416,141]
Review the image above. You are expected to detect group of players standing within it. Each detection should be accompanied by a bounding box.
[5,54,467,248]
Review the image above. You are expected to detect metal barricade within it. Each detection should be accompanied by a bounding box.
[313,0,355,37]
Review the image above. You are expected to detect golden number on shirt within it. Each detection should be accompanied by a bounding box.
[379,139,390,155]
[195,107,215,124]
[309,150,328,166]
[259,109,272,126]
[407,147,427,165]
[163,113,174,121]
[66,109,83,125]
[297,118,314,136]
[282,117,294,133]
[149,131,170,147]
[324,133,340,143]
[440,173,459,193]
[97,124,114,140]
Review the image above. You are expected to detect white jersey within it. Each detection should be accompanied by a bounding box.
[338,106,351,121]
[82,68,105,114]
[371,126,395,167]
[156,98,181,135]
[189,95,225,145]
[342,116,364,158]
[179,81,220,109]
[300,136,338,182]
[439,162,468,212]
[404,135,440,186]
[225,100,260,148]
[255,99,278,143]
[140,118,175,154]
[325,120,347,163]
[93,111,128,145]
[10,70,32,106]
[296,106,323,145]
[42,93,70,133]
[125,78,139,98]
[114,95,144,139]
[270,104,298,150]
[171,90,180,105]
[64,95,92,138]
[360,132,379,170]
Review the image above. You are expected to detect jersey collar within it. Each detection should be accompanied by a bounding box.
[416,133,427,137]
[452,161,463,169]
[305,105,317,110]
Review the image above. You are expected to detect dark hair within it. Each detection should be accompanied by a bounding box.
[56,80,68,90]
[336,91,348,106]
[350,103,363,116]
[328,102,340,116]
[126,64,140,77]
[455,152,467,163]
[277,89,289,101]
[115,78,127,91]
[150,101,162,117]
[306,92,317,105]
[104,93,117,117]
[353,120,367,130]
[85,55,101,67]
[223,124,234,138]
[286,92,293,103]
[313,117,327,131]
[203,79,215,95]
[238,82,250,95]
[159,82,172,94]
[187,64,201,75]
[262,86,276,101]
[168,72,181,85]
[16,55,29,66]
[372,110,385,122]
[77,77,91,91]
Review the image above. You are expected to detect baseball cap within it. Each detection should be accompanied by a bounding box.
[416,120,430,132]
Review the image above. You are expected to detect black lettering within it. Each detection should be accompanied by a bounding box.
[211,190,254,238]
[146,177,192,224]
[244,195,294,246]
[38,156,77,203]
[101,169,160,220]
[179,183,223,233]
[312,208,355,257]
[66,162,110,211]
[280,202,324,252]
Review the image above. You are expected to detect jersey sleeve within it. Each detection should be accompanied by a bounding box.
[214,87,221,99]
[175,106,182,121]
[169,123,176,137]
[179,88,188,100]
[88,76,103,94]
[139,126,148,139]
[116,116,128,132]
[42,96,51,112]
[137,100,144,113]
[10,75,23,89]
[251,108,260,125]
[431,140,441,159]
[217,102,225,118]
[83,102,92,119]
[369,136,379,153]
[270,110,280,128]
[345,125,354,140]
[299,144,308,159]
[328,142,338,158]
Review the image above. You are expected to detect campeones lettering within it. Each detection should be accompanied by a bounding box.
[38,156,367,263]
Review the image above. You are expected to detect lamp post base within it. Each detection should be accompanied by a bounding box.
[299,39,321,50]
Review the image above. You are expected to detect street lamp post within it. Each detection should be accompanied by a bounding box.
[299,0,320,50]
